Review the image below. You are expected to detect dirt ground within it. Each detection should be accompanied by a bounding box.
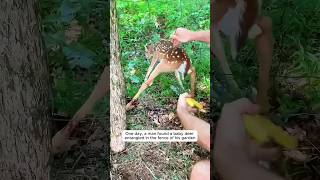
[50,95,320,180]
[111,95,211,180]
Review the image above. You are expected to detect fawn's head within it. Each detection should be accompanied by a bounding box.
[144,44,154,59]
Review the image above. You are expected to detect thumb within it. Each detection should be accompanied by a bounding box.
[171,35,180,47]
[171,34,178,40]
[248,139,281,161]
[226,98,260,115]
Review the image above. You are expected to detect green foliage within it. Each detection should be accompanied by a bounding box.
[214,0,320,116]
[117,0,210,99]
[39,0,108,116]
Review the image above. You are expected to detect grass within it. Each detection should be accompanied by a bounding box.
[213,1,320,179]
[116,3,211,178]
[213,0,320,117]
[117,0,210,100]
[111,95,210,179]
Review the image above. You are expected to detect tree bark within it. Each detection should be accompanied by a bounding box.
[0,1,51,179]
[110,0,126,152]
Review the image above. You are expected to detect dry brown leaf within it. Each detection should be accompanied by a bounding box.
[74,168,85,174]
[286,78,307,89]
[64,158,74,164]
[90,140,104,150]
[200,101,206,107]
[283,150,308,162]
[168,112,175,121]
[286,126,306,141]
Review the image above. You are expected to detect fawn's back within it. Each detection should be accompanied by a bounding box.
[145,39,191,73]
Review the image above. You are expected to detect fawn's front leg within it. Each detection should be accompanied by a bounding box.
[188,66,196,97]
[213,28,240,92]
[145,54,160,81]
[255,17,273,114]
[175,70,185,91]
[175,66,196,97]
[126,63,165,110]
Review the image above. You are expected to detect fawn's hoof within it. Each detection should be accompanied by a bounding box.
[125,100,138,111]
[190,93,195,98]
[126,103,134,111]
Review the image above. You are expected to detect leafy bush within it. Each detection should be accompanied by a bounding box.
[117,0,210,100]
[213,0,320,118]
[40,0,108,116]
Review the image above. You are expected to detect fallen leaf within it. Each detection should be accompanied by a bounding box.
[283,150,308,162]
[64,158,74,164]
[168,112,175,121]
[88,127,105,143]
[286,126,306,141]
[90,140,104,150]
[74,168,85,174]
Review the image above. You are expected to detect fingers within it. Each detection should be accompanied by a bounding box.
[179,92,189,98]
[187,106,198,113]
[177,93,198,113]
[190,160,210,180]
[248,139,281,161]
[224,98,260,115]
[171,35,180,47]
[179,92,192,98]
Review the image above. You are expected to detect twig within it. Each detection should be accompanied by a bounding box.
[305,139,320,154]
[72,152,85,170]
[142,161,158,180]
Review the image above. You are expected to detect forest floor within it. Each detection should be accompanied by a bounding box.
[48,93,320,180]
[111,95,210,180]
[51,116,108,180]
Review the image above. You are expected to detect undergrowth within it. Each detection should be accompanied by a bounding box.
[39,0,109,118]
[213,0,320,120]
[117,0,210,100]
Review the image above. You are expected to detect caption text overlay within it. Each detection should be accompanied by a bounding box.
[122,130,198,142]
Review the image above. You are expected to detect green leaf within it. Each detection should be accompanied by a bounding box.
[43,31,65,48]
[170,85,180,95]
[59,0,77,22]
[127,61,137,69]
[130,75,141,84]
[63,44,95,69]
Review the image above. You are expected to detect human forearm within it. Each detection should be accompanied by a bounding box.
[171,28,210,46]
[177,108,210,151]
[189,30,210,44]
[215,137,284,180]
[216,156,284,180]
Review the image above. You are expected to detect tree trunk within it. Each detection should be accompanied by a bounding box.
[110,0,126,152]
[0,1,51,179]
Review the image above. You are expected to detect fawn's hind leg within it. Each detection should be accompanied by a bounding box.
[126,63,165,110]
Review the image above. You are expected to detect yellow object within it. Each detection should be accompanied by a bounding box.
[243,115,298,149]
[186,98,205,112]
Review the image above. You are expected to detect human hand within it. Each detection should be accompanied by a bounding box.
[171,28,194,47]
[214,98,280,164]
[177,93,198,115]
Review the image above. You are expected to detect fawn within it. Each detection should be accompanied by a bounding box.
[213,0,272,113]
[126,39,196,110]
